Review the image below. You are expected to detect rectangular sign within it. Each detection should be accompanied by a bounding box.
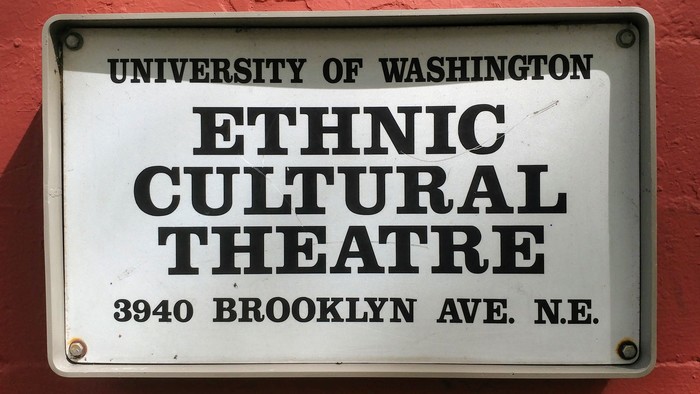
[43,9,656,377]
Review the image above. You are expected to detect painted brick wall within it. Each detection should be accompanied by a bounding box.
[1,0,697,392]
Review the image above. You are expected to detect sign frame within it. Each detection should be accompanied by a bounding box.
[43,7,656,378]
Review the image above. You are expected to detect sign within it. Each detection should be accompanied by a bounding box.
[43,9,656,377]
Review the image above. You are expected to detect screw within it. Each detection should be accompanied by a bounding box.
[616,29,636,48]
[64,32,83,51]
[617,340,638,360]
[68,339,87,359]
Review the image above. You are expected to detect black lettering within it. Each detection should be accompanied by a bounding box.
[484,56,507,81]
[210,58,233,83]
[130,58,152,82]
[323,58,344,83]
[244,167,291,215]
[158,227,207,275]
[379,226,427,274]
[346,298,369,322]
[404,58,426,82]
[317,297,344,322]
[252,58,265,83]
[364,107,421,155]
[276,226,326,274]
[331,226,384,273]
[390,298,415,322]
[431,226,486,274]
[549,54,569,80]
[291,297,316,322]
[445,57,469,82]
[266,59,286,83]
[266,297,290,322]
[134,166,180,216]
[239,298,264,322]
[213,298,236,322]
[233,58,252,83]
[247,107,295,155]
[338,166,391,215]
[529,55,548,80]
[192,107,244,155]
[508,55,529,81]
[571,54,593,79]
[517,165,567,213]
[108,59,128,83]
[287,58,306,83]
[425,106,457,154]
[456,298,481,323]
[397,166,453,214]
[459,166,513,214]
[300,107,360,155]
[366,298,388,322]
[458,104,505,154]
[534,299,562,324]
[169,59,188,82]
[285,167,334,214]
[437,298,461,323]
[183,167,238,215]
[211,226,272,275]
[190,58,210,82]
[568,299,593,324]
[154,58,166,83]
[492,225,544,274]
[426,57,445,82]
[483,299,508,323]
[378,58,407,82]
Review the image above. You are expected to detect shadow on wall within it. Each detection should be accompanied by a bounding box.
[0,108,613,393]
[0,109,48,383]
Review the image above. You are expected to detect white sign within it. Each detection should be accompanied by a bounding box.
[44,10,655,377]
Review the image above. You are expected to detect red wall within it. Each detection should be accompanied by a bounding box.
[1,0,697,392]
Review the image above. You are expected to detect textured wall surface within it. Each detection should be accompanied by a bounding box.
[1,0,697,392]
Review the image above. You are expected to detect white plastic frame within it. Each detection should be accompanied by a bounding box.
[43,8,656,378]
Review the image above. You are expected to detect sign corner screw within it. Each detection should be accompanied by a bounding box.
[616,29,636,48]
[64,32,83,51]
[68,339,87,359]
[617,340,638,360]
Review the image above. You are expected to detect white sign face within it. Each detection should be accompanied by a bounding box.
[56,20,645,370]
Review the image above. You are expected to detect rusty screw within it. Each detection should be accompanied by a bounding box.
[617,341,638,360]
[68,340,87,359]
[64,32,83,51]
